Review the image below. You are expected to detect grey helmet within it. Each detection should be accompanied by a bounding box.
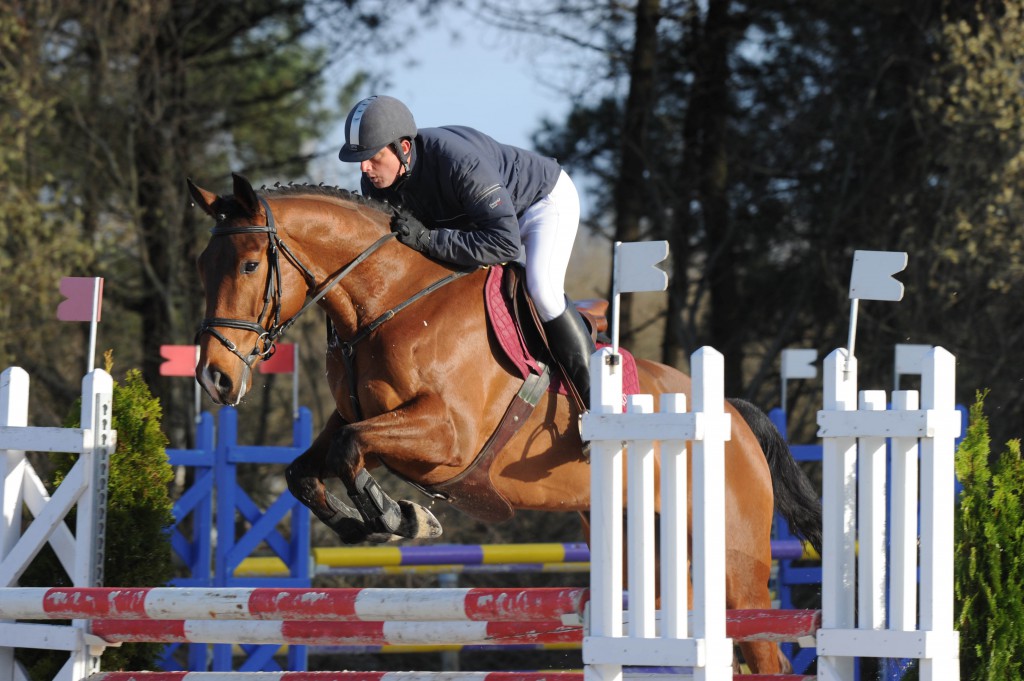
[338,95,417,163]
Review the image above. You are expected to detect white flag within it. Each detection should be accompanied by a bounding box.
[894,343,932,376]
[849,250,908,301]
[781,348,818,380]
[614,241,669,294]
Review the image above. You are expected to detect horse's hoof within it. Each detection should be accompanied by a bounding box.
[330,516,372,544]
[396,499,443,539]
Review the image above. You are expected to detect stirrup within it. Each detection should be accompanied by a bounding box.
[578,413,591,461]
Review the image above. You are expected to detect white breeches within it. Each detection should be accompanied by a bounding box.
[519,170,581,322]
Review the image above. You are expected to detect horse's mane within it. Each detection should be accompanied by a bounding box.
[259,182,395,217]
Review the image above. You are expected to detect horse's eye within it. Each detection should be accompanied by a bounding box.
[241,261,260,274]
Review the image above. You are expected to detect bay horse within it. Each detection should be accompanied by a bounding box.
[187,173,821,674]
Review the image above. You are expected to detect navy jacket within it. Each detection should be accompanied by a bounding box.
[362,126,561,267]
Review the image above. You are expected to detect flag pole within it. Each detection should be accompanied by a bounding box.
[194,345,202,426]
[293,344,300,420]
[845,297,859,375]
[610,241,622,357]
[86,278,101,373]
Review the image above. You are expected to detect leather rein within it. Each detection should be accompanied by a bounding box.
[197,196,473,415]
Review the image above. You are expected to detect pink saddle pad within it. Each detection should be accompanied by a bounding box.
[483,265,640,397]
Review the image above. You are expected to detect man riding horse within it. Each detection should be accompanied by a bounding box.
[337,94,595,410]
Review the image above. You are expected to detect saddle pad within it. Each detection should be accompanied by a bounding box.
[484,265,640,397]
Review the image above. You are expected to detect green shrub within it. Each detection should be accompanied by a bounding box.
[19,356,175,676]
[955,390,1024,680]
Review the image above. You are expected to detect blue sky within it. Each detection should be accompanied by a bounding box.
[316,5,572,189]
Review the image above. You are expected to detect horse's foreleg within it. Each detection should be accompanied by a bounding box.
[326,396,456,541]
[285,412,376,544]
[327,425,443,541]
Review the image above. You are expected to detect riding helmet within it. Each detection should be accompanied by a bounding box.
[338,95,418,162]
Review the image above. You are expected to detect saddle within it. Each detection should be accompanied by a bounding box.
[485,264,637,398]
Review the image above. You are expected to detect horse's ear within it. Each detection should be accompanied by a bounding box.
[232,173,261,217]
[187,178,220,217]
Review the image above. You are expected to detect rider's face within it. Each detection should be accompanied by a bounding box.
[360,142,408,189]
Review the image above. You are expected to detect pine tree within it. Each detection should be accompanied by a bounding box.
[955,391,1024,680]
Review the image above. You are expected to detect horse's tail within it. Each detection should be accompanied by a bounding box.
[728,398,823,556]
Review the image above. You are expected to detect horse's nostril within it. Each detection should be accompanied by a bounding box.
[211,370,233,399]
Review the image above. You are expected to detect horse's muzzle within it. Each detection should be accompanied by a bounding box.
[197,362,249,405]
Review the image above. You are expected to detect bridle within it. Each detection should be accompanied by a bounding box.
[197,195,474,415]
[196,195,396,370]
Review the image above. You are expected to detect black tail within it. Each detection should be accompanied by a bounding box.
[728,398,823,556]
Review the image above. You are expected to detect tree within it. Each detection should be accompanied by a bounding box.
[0,2,94,422]
[510,1,1024,448]
[0,0,427,446]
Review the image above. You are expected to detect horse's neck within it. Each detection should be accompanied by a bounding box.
[281,197,443,336]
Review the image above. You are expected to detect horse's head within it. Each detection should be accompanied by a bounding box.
[188,173,311,405]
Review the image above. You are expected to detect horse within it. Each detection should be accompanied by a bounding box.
[187,173,822,674]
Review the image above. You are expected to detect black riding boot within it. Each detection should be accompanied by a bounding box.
[543,302,597,411]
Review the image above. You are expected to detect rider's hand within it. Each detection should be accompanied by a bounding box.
[390,213,432,253]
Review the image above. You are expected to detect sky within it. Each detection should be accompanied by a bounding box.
[315,5,573,189]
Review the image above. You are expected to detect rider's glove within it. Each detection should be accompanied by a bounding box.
[390,213,432,253]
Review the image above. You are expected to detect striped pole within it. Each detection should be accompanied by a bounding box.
[0,587,587,622]
[235,540,815,577]
[82,609,818,645]
[86,673,816,681]
[90,620,581,646]
[0,586,819,644]
[87,674,583,681]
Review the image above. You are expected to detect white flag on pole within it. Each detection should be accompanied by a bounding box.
[614,241,669,294]
[848,250,908,301]
[782,348,818,381]
[894,343,932,376]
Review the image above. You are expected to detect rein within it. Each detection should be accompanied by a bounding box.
[198,196,472,385]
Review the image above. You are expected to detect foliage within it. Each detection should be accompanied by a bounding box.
[0,2,94,415]
[0,0,416,448]
[519,0,1024,445]
[954,390,1024,680]
[19,353,175,676]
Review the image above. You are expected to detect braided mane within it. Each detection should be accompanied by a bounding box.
[260,182,395,216]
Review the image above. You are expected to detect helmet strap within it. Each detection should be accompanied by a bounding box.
[389,140,411,188]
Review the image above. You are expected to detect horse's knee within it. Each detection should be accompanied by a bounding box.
[285,455,320,502]
[325,428,361,483]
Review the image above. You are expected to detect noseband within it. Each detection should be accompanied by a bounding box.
[196,196,396,369]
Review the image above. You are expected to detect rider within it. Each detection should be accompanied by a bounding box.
[338,94,596,410]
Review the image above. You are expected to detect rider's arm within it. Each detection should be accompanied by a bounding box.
[425,156,522,267]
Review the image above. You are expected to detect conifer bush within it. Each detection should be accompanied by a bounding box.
[954,391,1024,680]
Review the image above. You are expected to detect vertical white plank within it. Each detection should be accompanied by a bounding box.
[76,369,112,681]
[691,347,732,681]
[583,347,624,681]
[889,390,919,631]
[660,393,688,640]
[820,349,857,681]
[626,394,656,638]
[858,390,888,630]
[918,347,959,681]
[0,368,29,681]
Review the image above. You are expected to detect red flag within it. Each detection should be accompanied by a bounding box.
[258,343,295,374]
[160,345,198,376]
[57,277,103,322]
